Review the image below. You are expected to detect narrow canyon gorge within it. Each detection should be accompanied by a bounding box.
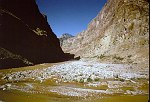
[0,0,149,102]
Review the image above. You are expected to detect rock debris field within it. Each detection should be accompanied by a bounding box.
[0,61,149,97]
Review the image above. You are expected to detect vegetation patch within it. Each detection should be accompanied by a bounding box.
[113,55,124,61]
[87,77,93,82]
[98,54,106,59]
[33,28,47,36]
[79,79,84,83]
[139,39,148,46]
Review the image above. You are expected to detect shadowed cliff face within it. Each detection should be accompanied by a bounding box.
[0,0,74,69]
[61,0,149,66]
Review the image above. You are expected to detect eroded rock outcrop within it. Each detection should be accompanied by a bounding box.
[62,0,149,66]
[0,0,74,69]
[59,33,74,46]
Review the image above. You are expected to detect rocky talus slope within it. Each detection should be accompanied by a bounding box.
[62,0,149,66]
[0,0,74,69]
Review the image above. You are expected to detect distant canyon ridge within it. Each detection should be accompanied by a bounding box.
[60,0,149,68]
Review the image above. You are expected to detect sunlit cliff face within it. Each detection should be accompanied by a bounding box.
[61,0,149,66]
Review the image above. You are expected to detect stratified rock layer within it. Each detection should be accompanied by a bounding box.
[0,0,73,69]
[62,0,149,65]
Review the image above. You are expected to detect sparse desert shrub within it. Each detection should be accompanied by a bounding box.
[87,77,93,82]
[113,55,124,60]
[73,79,78,82]
[33,28,47,36]
[119,78,125,82]
[79,79,84,83]
[94,78,100,81]
[99,54,105,59]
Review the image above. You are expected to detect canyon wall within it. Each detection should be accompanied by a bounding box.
[0,0,73,68]
[62,0,149,65]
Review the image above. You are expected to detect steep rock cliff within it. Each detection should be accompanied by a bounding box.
[0,0,73,69]
[62,0,149,65]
